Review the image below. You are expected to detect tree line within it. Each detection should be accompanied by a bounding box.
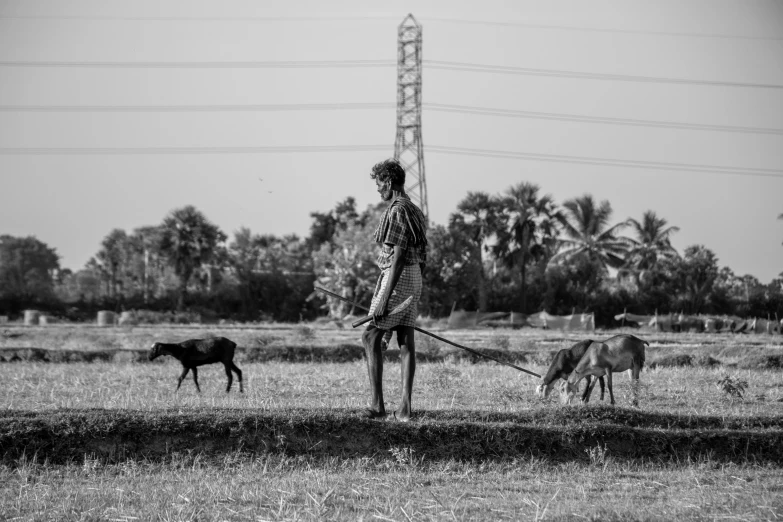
[1,182,781,326]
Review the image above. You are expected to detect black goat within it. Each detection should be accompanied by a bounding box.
[535,339,605,402]
[148,337,243,393]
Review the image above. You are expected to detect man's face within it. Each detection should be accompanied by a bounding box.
[376,178,393,201]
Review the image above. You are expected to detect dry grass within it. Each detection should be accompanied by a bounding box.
[2,453,782,521]
[1,324,782,520]
[1,359,782,418]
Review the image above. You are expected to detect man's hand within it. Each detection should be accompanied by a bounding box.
[373,292,390,321]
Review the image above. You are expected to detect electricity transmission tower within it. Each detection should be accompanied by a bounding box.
[394,14,428,220]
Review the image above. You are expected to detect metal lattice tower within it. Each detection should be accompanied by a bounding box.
[394,14,428,220]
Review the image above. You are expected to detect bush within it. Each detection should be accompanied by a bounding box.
[650,353,721,369]
[717,375,748,400]
[649,353,693,368]
[737,355,783,370]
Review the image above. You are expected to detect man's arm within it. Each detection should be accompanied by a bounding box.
[373,244,406,320]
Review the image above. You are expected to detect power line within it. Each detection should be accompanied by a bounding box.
[0,145,390,155]
[2,14,780,41]
[426,145,783,179]
[0,102,396,112]
[425,60,783,90]
[425,103,783,136]
[0,59,395,69]
[1,144,779,178]
[0,14,401,22]
[2,102,780,136]
[2,58,779,90]
[422,17,783,41]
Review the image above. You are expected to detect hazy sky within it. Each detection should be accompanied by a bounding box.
[1,0,781,281]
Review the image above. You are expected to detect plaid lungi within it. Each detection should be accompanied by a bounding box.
[369,264,422,330]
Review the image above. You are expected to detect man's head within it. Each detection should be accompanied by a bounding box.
[370,159,406,201]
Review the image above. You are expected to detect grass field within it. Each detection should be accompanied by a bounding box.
[1,323,782,520]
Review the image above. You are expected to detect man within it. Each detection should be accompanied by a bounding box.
[363,159,428,422]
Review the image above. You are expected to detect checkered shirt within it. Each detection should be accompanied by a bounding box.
[375,197,428,270]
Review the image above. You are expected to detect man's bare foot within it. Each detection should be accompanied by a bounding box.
[363,408,387,419]
[392,410,411,422]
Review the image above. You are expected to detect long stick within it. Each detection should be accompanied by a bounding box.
[314,285,541,379]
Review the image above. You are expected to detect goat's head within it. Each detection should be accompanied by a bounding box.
[561,380,580,405]
[148,342,163,361]
[536,380,554,399]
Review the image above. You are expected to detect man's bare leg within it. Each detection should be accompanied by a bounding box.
[395,325,416,422]
[362,325,386,418]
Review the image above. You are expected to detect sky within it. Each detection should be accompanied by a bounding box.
[0,0,781,281]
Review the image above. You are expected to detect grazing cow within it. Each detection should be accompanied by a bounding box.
[562,334,648,406]
[536,339,605,402]
[148,337,243,393]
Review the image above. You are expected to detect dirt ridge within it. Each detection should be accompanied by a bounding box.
[2,408,781,465]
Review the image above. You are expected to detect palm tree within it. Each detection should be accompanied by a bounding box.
[96,229,129,300]
[130,225,162,304]
[452,192,501,311]
[158,206,226,310]
[549,194,631,273]
[493,182,561,313]
[622,210,680,284]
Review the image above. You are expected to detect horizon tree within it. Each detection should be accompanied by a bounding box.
[95,228,130,300]
[158,205,226,310]
[549,194,632,274]
[129,225,164,304]
[312,205,382,318]
[0,235,60,303]
[451,191,502,312]
[493,181,561,313]
[622,210,680,285]
[670,245,720,314]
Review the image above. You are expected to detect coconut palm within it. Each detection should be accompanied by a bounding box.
[158,206,226,310]
[95,229,129,299]
[549,194,631,273]
[622,210,680,284]
[129,225,163,304]
[452,191,502,311]
[493,182,561,312]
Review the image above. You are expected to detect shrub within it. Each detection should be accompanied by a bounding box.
[650,353,693,368]
[737,355,783,370]
[717,374,748,401]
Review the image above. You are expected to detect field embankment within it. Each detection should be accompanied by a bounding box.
[3,407,782,465]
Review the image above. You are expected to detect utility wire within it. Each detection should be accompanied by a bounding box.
[426,145,783,179]
[0,102,396,112]
[0,15,401,22]
[425,60,783,90]
[0,59,395,69]
[421,16,783,41]
[2,14,780,41]
[2,102,780,135]
[2,58,779,90]
[425,103,783,136]
[0,145,390,155]
[1,144,779,178]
